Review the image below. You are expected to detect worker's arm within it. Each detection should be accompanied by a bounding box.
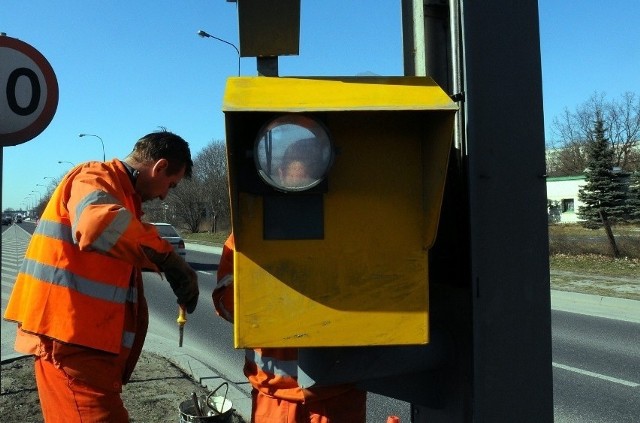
[144,247,199,314]
[212,235,234,322]
[66,163,172,270]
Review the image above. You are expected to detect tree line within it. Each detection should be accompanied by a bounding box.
[546,91,640,176]
[574,115,640,257]
[546,91,639,228]
[142,140,231,233]
[544,91,639,257]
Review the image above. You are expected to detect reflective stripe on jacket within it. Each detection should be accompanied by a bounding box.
[4,160,173,354]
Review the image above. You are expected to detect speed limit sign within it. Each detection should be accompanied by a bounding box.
[0,35,59,147]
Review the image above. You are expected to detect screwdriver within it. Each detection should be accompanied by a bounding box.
[177,305,187,347]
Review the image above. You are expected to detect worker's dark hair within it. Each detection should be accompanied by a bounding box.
[129,128,193,178]
[280,138,323,178]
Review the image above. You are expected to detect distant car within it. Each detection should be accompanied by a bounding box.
[2,215,12,225]
[15,215,22,223]
[150,222,186,258]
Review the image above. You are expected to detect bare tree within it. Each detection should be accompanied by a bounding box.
[609,92,640,170]
[167,177,207,233]
[193,141,230,232]
[159,140,230,233]
[547,91,640,176]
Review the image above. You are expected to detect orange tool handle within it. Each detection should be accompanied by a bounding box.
[177,305,187,325]
[177,305,187,347]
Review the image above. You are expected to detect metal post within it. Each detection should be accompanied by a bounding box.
[403,0,554,421]
[257,57,278,77]
[79,133,105,161]
[401,0,426,76]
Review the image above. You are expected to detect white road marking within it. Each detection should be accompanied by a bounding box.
[553,362,639,387]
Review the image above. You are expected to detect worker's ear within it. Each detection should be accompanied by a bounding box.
[152,158,169,176]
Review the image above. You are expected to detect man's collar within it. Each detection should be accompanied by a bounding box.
[120,160,139,186]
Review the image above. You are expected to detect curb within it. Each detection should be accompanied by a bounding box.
[0,352,28,365]
[185,242,222,255]
[550,290,640,323]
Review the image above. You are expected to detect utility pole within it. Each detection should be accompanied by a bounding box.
[398,0,553,421]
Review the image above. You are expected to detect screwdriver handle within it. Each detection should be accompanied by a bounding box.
[177,305,187,325]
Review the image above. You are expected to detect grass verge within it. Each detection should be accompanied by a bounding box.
[181,231,230,247]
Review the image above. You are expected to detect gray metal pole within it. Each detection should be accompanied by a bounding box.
[404,0,553,421]
[463,1,554,418]
[401,0,426,76]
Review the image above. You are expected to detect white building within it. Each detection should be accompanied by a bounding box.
[546,175,585,223]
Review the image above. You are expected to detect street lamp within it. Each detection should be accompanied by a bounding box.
[24,195,33,211]
[31,190,42,203]
[197,29,240,76]
[78,133,105,161]
[58,160,75,167]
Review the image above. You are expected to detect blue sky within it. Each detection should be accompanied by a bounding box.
[2,0,639,211]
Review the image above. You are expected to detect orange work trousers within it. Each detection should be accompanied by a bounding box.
[34,356,129,423]
[251,388,367,423]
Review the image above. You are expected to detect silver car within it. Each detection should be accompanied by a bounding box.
[150,222,186,258]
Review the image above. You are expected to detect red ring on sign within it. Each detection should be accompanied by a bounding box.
[0,36,59,147]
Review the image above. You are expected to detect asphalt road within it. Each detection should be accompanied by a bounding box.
[552,310,640,423]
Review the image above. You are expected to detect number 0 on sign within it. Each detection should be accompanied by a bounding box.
[0,35,59,147]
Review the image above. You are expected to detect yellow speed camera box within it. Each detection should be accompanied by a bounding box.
[223,76,457,348]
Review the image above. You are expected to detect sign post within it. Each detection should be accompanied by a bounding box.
[0,34,58,241]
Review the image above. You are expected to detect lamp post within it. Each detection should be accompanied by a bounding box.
[31,190,42,204]
[37,183,51,209]
[78,133,105,161]
[58,160,75,167]
[24,195,33,213]
[36,184,47,195]
[197,30,240,76]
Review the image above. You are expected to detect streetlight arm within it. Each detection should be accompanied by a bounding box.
[197,30,240,56]
[197,29,240,76]
[78,133,106,161]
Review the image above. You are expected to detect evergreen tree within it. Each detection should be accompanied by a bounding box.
[577,117,628,230]
[626,171,640,223]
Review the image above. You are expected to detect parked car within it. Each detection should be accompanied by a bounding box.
[150,222,186,258]
[2,215,12,225]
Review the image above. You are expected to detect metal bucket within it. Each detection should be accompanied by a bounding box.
[179,383,233,423]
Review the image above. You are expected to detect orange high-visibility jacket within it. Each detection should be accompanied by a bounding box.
[4,160,173,354]
[213,234,353,403]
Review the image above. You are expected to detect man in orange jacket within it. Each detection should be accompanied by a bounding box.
[4,129,199,423]
[213,234,367,423]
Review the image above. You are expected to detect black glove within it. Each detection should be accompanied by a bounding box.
[161,251,199,313]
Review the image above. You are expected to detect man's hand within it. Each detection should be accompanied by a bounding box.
[161,251,199,313]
